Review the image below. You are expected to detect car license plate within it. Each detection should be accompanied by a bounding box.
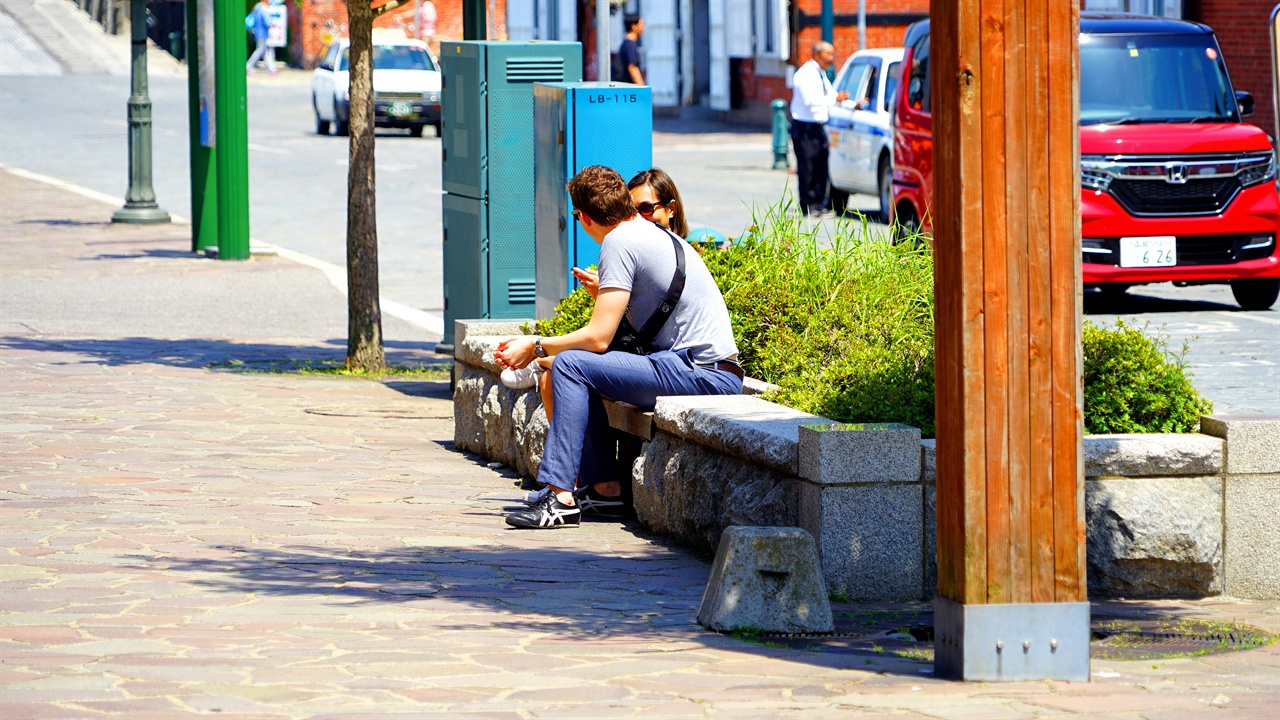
[387,101,414,118]
[1119,236,1176,268]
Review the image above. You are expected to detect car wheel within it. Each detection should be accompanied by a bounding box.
[892,204,921,246]
[433,122,442,138]
[314,105,330,136]
[1098,284,1130,302]
[830,187,850,216]
[1230,278,1280,310]
[335,118,350,137]
[877,157,893,224]
[409,124,425,138]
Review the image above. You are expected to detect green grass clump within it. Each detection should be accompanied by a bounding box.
[534,199,1210,436]
[1082,319,1212,434]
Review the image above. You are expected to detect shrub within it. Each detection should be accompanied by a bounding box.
[534,201,1210,436]
[1082,319,1212,434]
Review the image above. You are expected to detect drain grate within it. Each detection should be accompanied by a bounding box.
[736,610,1275,662]
[1090,617,1275,661]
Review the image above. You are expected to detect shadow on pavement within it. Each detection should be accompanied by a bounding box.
[85,249,202,260]
[0,336,444,370]
[19,218,112,227]
[1083,288,1242,315]
[160,542,890,672]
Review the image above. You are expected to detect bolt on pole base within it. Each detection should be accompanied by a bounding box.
[934,596,1091,682]
[112,205,172,224]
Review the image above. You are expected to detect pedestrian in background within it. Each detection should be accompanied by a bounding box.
[416,1,437,45]
[613,13,644,85]
[789,42,848,217]
[245,0,277,76]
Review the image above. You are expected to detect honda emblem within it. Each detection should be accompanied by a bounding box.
[1166,164,1189,184]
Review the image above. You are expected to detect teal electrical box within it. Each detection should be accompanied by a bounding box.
[533,82,653,318]
[439,41,582,346]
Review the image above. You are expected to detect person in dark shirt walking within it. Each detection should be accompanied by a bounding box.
[613,13,644,85]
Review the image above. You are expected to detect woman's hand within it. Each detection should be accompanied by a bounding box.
[572,267,600,299]
[494,336,536,370]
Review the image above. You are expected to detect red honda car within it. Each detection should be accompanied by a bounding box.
[890,13,1280,310]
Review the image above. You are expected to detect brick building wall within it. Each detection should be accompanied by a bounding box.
[744,0,927,117]
[292,0,509,68]
[1184,0,1277,139]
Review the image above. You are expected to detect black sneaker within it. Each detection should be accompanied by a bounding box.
[574,485,629,518]
[505,492,581,529]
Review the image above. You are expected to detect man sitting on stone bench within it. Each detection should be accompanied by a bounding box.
[494,165,743,529]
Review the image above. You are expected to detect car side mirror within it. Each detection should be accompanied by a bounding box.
[1236,91,1255,117]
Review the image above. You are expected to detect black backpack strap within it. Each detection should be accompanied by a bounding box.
[632,225,687,347]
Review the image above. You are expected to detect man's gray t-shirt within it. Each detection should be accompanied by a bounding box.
[597,217,738,364]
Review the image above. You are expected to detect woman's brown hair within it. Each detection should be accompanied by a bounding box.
[627,168,689,238]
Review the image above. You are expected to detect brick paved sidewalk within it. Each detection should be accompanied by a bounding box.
[2,168,1278,718]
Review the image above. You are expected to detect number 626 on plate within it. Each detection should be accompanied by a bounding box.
[1119,236,1177,268]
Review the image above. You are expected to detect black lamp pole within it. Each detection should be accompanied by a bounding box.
[113,0,170,224]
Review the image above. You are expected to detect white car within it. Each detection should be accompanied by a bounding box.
[311,36,442,138]
[825,48,905,221]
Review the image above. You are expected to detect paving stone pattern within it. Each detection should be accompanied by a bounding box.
[3,170,1280,717]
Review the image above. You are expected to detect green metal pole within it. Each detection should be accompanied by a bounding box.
[186,0,217,252]
[112,0,170,224]
[770,99,790,169]
[212,0,250,259]
[463,0,485,40]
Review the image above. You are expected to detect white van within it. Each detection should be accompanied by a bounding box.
[825,48,905,221]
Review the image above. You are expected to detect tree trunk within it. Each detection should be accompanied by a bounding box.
[345,1,385,372]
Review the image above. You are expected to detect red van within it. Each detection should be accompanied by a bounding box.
[891,13,1280,310]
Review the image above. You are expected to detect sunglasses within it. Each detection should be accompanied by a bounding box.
[635,200,668,216]
[571,209,582,221]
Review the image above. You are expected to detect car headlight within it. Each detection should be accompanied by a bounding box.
[1237,154,1276,188]
[423,92,439,103]
[1080,156,1112,192]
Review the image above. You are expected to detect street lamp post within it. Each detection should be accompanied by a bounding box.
[112,0,170,224]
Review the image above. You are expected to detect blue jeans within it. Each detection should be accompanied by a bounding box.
[538,349,743,491]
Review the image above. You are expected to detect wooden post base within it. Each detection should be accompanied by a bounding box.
[934,596,1091,682]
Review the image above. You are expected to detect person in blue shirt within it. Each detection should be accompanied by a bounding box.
[245,0,277,76]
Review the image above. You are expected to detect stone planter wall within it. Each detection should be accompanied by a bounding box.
[452,320,1280,601]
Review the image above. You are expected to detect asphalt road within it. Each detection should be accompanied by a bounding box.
[0,33,1274,415]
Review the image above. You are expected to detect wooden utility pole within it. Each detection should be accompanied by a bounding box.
[932,0,1088,681]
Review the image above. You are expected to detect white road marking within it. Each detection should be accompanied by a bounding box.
[0,163,444,336]
[248,143,290,155]
[1216,310,1280,327]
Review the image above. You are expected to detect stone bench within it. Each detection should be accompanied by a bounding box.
[451,319,1280,601]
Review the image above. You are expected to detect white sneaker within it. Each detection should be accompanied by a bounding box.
[500,364,542,389]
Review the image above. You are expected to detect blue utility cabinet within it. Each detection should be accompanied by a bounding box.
[533,82,653,318]
[439,41,581,346]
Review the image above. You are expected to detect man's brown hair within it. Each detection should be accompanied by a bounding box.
[567,165,637,227]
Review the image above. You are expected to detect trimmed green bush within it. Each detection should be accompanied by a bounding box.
[1082,319,1212,434]
[534,202,1210,436]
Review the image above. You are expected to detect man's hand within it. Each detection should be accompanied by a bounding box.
[836,90,850,103]
[494,336,536,370]
[572,267,600,299]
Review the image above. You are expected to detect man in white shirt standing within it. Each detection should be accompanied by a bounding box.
[790,42,848,217]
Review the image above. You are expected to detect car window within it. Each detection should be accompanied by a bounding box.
[907,35,930,112]
[862,64,880,110]
[839,61,872,98]
[884,61,902,112]
[339,46,437,72]
[320,44,339,71]
[1079,34,1235,124]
